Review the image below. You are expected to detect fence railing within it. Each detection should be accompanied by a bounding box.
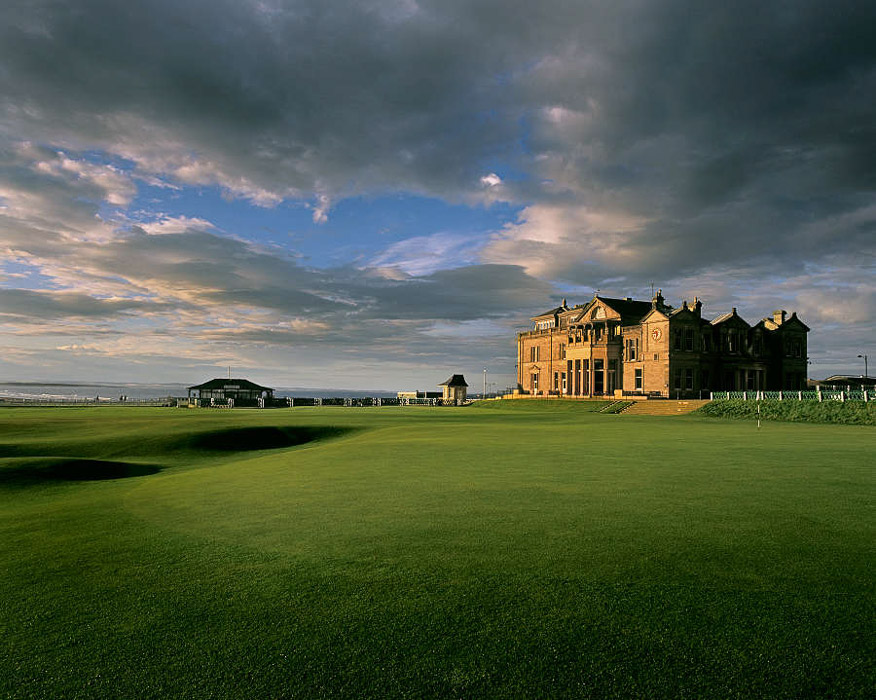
[178,396,474,408]
[710,389,871,402]
[1,397,174,407]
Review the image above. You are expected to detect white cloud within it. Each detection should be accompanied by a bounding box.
[173,158,286,206]
[480,172,502,187]
[138,215,217,236]
[370,231,483,276]
[311,193,331,224]
[27,147,137,206]
[482,203,651,278]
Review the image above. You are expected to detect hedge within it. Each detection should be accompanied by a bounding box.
[696,399,876,426]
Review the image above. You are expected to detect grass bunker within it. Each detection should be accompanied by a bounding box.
[182,425,352,451]
[1,458,161,484]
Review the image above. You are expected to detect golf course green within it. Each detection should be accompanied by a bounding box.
[1,402,873,697]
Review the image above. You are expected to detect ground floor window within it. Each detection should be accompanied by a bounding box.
[594,359,604,394]
[635,368,643,390]
[746,371,756,391]
[784,372,804,390]
[531,373,538,393]
[685,368,694,390]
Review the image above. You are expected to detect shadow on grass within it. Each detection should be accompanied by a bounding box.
[0,426,358,487]
[177,426,357,452]
[0,458,162,485]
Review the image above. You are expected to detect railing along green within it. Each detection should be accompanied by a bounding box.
[710,389,870,402]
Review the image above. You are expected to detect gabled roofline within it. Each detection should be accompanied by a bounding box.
[710,307,750,327]
[572,296,649,321]
[572,297,599,322]
[639,307,669,323]
[781,312,810,332]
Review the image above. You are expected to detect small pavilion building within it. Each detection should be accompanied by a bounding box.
[187,378,274,403]
[439,374,468,402]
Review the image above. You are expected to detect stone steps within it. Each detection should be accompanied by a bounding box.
[620,399,710,416]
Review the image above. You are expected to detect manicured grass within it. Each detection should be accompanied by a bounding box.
[1,404,873,698]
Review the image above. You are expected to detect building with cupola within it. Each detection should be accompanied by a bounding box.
[516,291,809,398]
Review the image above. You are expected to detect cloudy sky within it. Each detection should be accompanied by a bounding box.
[1,0,874,390]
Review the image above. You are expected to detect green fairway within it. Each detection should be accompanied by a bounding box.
[1,403,873,698]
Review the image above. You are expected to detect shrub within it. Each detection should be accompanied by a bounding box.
[697,399,876,426]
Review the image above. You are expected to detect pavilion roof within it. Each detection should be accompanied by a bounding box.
[187,378,273,392]
[439,374,468,387]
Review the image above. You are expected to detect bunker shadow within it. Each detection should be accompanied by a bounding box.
[0,426,358,487]
[0,458,162,486]
[178,425,357,452]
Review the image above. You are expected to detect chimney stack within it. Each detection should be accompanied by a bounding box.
[773,309,787,326]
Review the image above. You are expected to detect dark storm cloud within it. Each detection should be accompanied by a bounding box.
[59,228,549,324]
[342,264,553,322]
[3,0,873,273]
[1,0,520,201]
[0,288,168,320]
[493,0,876,282]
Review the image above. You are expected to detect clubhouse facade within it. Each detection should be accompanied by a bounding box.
[516,291,809,398]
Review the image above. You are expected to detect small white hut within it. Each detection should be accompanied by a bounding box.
[439,374,468,402]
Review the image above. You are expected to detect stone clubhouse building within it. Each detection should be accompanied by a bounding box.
[516,291,809,398]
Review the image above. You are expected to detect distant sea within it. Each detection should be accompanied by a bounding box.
[0,381,396,401]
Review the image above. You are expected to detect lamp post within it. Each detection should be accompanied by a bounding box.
[483,368,487,399]
[858,354,868,380]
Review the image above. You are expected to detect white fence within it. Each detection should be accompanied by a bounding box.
[1,397,174,407]
[711,389,871,402]
[178,396,473,409]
